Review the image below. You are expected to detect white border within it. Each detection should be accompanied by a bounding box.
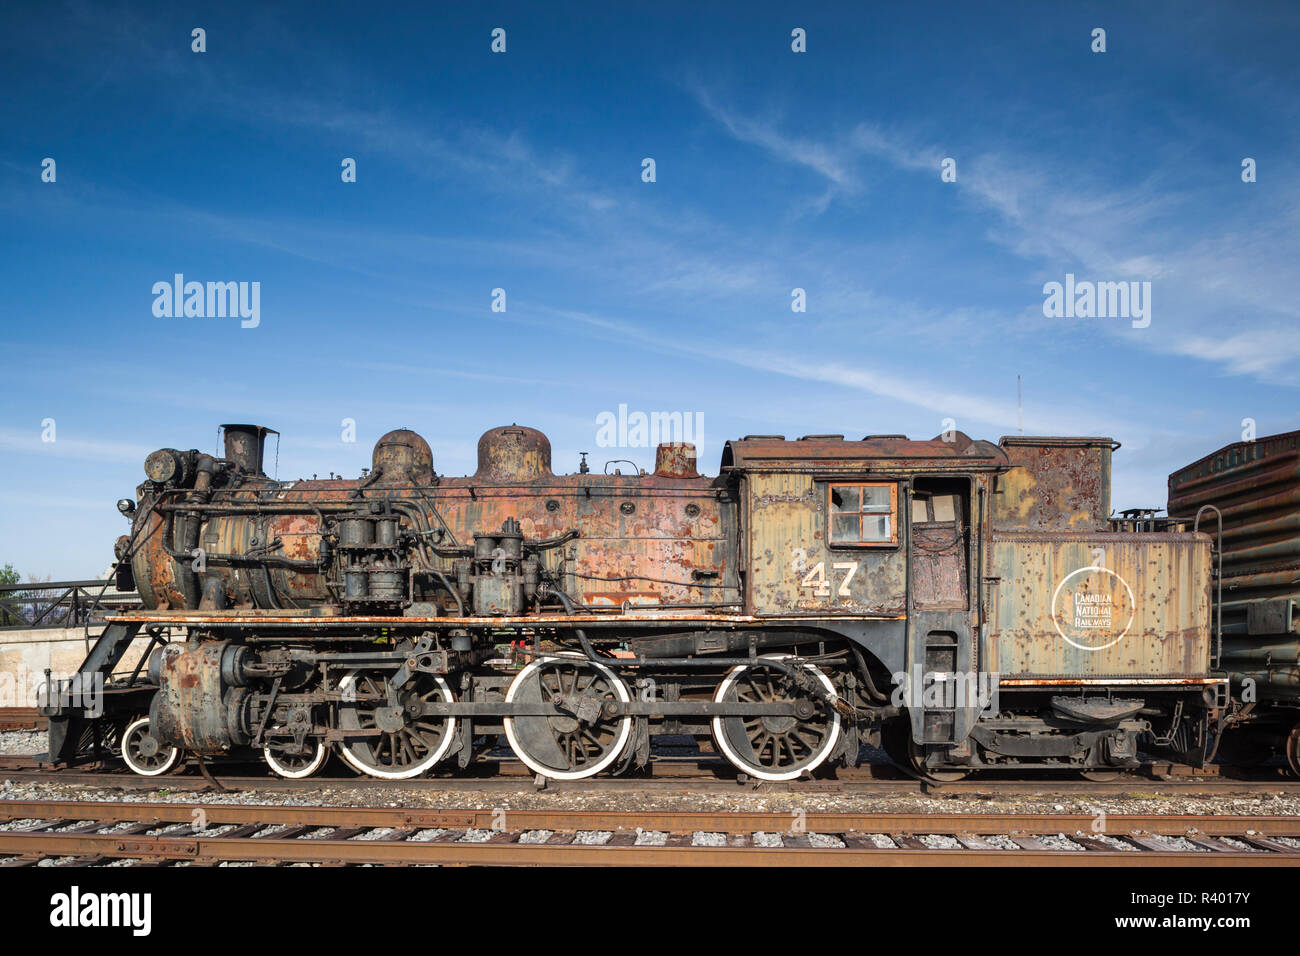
[1051,565,1136,652]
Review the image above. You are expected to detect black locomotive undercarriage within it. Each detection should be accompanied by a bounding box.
[43,619,1215,783]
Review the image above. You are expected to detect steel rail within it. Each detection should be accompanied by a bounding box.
[3,800,1300,835]
[0,833,1288,867]
[1,802,1297,867]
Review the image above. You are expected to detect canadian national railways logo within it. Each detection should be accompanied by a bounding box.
[1051,566,1136,651]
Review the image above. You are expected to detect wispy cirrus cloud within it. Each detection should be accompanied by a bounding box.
[688,85,1300,386]
[688,84,862,190]
[239,95,621,214]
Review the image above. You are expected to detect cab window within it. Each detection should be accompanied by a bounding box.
[829,482,897,546]
[913,493,960,523]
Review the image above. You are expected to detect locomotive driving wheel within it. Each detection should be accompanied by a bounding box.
[504,652,632,780]
[711,656,841,781]
[1287,724,1300,778]
[335,670,457,780]
[263,738,328,779]
[121,716,181,777]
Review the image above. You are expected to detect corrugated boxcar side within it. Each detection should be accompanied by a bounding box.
[987,533,1210,678]
[1169,430,1300,701]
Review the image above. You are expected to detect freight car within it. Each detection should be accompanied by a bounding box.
[1168,430,1300,776]
[43,423,1224,781]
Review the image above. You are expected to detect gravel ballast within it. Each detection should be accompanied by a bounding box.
[2,776,1297,819]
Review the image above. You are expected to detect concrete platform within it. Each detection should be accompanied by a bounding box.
[0,627,153,707]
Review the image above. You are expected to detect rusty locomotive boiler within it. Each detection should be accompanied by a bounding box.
[44,422,1226,782]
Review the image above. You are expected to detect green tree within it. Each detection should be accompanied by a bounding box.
[0,563,19,625]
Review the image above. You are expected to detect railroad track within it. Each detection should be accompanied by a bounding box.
[1,800,1297,866]
[0,709,44,732]
[3,754,1298,797]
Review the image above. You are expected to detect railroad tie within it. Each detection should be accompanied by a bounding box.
[219,824,266,840]
[839,832,881,850]
[17,819,75,833]
[112,822,161,837]
[1239,835,1298,855]
[1183,836,1239,853]
[1009,836,1054,852]
[889,833,928,850]
[253,825,315,840]
[1070,836,1119,852]
[326,827,370,841]
[58,820,117,834]
[1123,835,1175,853]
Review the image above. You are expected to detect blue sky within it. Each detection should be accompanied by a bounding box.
[2,0,1298,579]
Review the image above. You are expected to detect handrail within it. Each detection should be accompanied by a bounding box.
[1192,505,1224,670]
[0,580,141,631]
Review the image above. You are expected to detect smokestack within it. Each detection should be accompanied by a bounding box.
[220,424,277,476]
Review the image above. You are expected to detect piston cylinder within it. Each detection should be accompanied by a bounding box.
[150,641,253,753]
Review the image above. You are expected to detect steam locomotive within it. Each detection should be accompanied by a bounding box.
[45,422,1236,781]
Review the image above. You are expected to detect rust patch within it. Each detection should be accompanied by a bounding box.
[992,437,1113,533]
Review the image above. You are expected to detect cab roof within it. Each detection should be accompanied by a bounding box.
[721,431,1011,473]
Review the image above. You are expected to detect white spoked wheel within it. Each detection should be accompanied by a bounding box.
[335,669,457,780]
[504,652,632,780]
[121,716,182,777]
[263,738,328,779]
[711,655,842,782]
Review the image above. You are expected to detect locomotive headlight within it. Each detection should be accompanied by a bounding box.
[117,498,136,517]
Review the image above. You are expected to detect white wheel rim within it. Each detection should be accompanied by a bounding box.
[335,670,457,780]
[121,716,181,777]
[263,738,328,779]
[711,655,841,782]
[504,652,632,780]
